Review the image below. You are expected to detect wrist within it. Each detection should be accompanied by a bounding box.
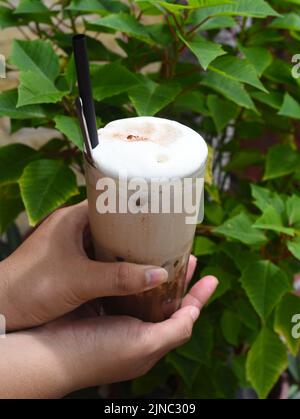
[0,329,74,398]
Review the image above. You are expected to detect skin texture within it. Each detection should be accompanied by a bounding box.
[0,201,218,398]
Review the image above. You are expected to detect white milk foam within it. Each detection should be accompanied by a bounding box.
[91,116,208,180]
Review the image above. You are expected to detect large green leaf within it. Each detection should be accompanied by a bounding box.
[270,13,300,31]
[91,63,139,102]
[201,72,256,110]
[166,352,200,389]
[246,327,288,399]
[253,206,295,236]
[0,144,38,185]
[17,71,66,106]
[179,35,226,70]
[174,91,210,115]
[54,116,83,151]
[201,266,233,304]
[275,293,300,356]
[67,0,107,13]
[207,94,239,132]
[209,56,268,92]
[263,144,300,180]
[129,78,181,116]
[0,6,18,29]
[11,39,59,82]
[250,91,282,110]
[0,184,24,233]
[238,45,272,77]
[221,310,241,345]
[251,184,285,215]
[213,212,267,245]
[240,261,291,320]
[287,237,300,260]
[0,89,46,119]
[92,12,153,43]
[278,93,300,120]
[189,0,280,21]
[14,0,49,14]
[193,236,217,256]
[19,159,78,225]
[286,195,300,227]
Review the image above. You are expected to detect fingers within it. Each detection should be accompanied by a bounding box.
[184,255,197,291]
[146,276,218,354]
[181,275,218,310]
[77,260,169,300]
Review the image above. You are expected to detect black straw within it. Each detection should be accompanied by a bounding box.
[72,34,98,149]
[75,97,93,163]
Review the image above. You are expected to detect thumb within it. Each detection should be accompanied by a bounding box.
[75,260,169,300]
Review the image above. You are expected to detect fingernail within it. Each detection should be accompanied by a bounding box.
[145,268,168,287]
[190,255,197,264]
[190,306,200,321]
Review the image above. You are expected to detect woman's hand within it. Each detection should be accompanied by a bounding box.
[0,201,172,331]
[0,268,218,398]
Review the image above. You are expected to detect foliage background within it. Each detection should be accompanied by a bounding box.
[1,0,300,399]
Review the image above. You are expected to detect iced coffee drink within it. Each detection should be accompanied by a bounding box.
[85,116,207,322]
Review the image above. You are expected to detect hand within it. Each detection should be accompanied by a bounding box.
[0,201,172,331]
[0,259,218,398]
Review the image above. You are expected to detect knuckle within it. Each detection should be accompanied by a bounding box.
[180,322,193,343]
[114,262,131,294]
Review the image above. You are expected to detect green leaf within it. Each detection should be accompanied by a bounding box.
[0,89,46,119]
[270,13,300,31]
[17,70,66,106]
[225,150,264,171]
[209,56,268,92]
[213,212,267,245]
[240,261,291,320]
[207,95,239,132]
[263,144,300,180]
[129,78,181,116]
[239,46,272,77]
[278,93,300,120]
[253,206,295,236]
[177,317,213,365]
[251,184,285,215]
[189,0,280,20]
[91,63,139,102]
[198,15,236,30]
[166,352,200,389]
[287,237,300,260]
[179,34,226,70]
[54,116,83,151]
[246,327,288,399]
[264,59,296,86]
[221,310,241,345]
[67,0,107,13]
[201,72,256,110]
[174,91,210,116]
[0,184,24,233]
[286,195,300,227]
[11,39,59,82]
[275,293,300,356]
[0,144,37,185]
[92,12,153,44]
[19,159,78,225]
[14,0,49,14]
[0,6,18,29]
[250,91,282,110]
[193,236,217,256]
